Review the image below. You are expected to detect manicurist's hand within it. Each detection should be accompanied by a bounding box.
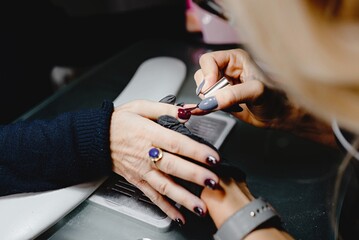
[193,48,290,128]
[193,49,337,147]
[109,100,221,224]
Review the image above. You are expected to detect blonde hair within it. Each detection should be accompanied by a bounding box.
[221,1,359,239]
[224,0,359,134]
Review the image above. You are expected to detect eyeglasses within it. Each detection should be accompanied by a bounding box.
[192,0,228,20]
[331,119,359,161]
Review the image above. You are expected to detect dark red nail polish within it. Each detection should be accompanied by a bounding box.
[194,206,205,217]
[178,108,191,120]
[174,218,184,227]
[204,178,218,190]
[206,155,219,166]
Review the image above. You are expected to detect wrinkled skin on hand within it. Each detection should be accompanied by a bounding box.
[109,100,220,224]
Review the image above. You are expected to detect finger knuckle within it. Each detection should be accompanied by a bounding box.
[253,80,265,92]
[237,48,250,59]
[228,88,241,105]
[127,176,143,188]
[199,53,209,64]
[161,158,176,174]
[168,141,182,154]
[157,181,170,196]
[150,192,164,205]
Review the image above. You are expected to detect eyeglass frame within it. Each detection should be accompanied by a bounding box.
[332,119,359,161]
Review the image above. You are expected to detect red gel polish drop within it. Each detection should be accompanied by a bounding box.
[178,108,191,120]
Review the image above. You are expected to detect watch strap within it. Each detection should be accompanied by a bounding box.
[213,198,280,240]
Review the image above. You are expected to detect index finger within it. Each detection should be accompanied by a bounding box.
[198,52,226,91]
[119,100,221,165]
[191,80,264,116]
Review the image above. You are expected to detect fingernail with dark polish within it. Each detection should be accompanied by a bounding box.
[205,179,218,190]
[174,218,184,227]
[206,155,219,166]
[159,94,176,104]
[196,79,206,96]
[198,96,218,111]
[178,108,192,120]
[194,206,205,217]
[223,104,243,113]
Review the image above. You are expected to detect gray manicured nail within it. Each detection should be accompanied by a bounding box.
[198,96,218,111]
[196,79,206,96]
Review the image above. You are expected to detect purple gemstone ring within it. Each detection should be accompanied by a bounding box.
[148,147,163,163]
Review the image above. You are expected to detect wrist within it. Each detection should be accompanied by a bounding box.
[213,197,283,240]
[201,178,254,228]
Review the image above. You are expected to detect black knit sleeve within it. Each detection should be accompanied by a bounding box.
[0,100,114,196]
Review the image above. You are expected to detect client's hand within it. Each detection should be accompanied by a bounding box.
[109,100,220,224]
[201,178,294,240]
